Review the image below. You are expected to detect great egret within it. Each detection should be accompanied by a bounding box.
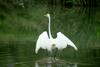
[35,13,78,55]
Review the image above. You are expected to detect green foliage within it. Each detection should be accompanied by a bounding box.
[0,0,100,11]
[0,4,48,42]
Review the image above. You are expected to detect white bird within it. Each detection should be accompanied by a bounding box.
[35,13,78,54]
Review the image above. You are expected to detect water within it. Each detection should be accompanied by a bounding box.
[0,3,100,67]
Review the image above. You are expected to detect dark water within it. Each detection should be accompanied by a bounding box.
[0,4,100,67]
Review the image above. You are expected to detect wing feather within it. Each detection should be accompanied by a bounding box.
[56,32,78,50]
[35,31,49,53]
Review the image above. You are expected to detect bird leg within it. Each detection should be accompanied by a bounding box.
[50,48,58,62]
[53,48,58,60]
[47,51,55,63]
[57,49,62,58]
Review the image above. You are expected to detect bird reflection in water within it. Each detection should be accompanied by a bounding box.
[35,58,77,67]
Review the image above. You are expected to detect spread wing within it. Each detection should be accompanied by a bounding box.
[56,32,78,50]
[35,31,50,53]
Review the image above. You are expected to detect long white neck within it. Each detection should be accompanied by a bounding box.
[48,14,53,39]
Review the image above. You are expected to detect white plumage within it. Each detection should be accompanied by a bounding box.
[35,13,78,54]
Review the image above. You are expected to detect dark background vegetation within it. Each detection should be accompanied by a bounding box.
[0,0,100,10]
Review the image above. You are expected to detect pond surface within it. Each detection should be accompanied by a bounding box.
[0,4,100,67]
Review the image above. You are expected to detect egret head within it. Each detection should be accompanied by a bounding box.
[44,13,50,18]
